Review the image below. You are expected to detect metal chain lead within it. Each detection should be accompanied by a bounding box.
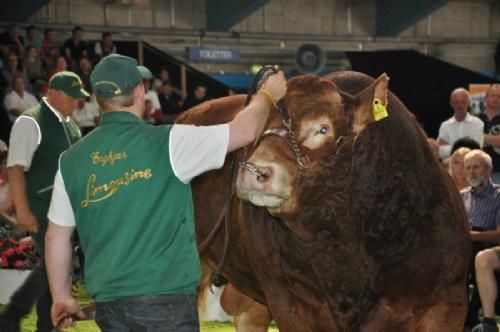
[283,118,307,169]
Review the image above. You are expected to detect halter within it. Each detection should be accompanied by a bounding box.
[240,75,347,178]
[198,66,278,282]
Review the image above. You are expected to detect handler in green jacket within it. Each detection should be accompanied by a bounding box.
[45,54,286,331]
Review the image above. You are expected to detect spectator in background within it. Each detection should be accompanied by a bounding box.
[143,99,156,124]
[64,26,88,70]
[72,96,100,136]
[40,28,60,72]
[429,88,484,160]
[0,140,12,214]
[142,67,162,120]
[23,25,42,51]
[24,45,47,96]
[24,46,45,83]
[471,247,500,332]
[462,149,500,329]
[449,147,471,191]
[480,84,500,183]
[0,23,24,58]
[47,55,68,79]
[94,32,116,60]
[159,80,183,124]
[1,53,33,94]
[3,75,38,123]
[182,84,207,110]
[76,57,92,93]
[153,66,171,93]
[451,136,482,155]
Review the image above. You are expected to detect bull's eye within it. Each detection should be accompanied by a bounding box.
[319,126,328,135]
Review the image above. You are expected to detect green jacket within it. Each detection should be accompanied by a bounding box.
[60,111,200,302]
[23,101,80,222]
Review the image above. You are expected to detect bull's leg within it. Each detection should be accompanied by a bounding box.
[414,283,467,332]
[220,284,272,332]
[233,301,271,332]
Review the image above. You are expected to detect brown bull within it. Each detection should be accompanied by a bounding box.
[177,71,471,331]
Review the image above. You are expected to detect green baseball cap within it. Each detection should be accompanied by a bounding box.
[91,54,142,99]
[49,71,89,99]
[138,65,153,80]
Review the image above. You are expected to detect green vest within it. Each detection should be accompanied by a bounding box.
[24,101,80,221]
[60,112,199,302]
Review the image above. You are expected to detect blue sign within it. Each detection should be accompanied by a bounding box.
[188,47,240,63]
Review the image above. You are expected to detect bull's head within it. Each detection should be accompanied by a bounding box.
[236,73,389,223]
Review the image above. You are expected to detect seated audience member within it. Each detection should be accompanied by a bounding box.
[71,96,100,136]
[3,75,38,123]
[429,88,484,160]
[473,247,500,332]
[24,45,47,96]
[451,137,481,155]
[23,25,42,51]
[1,53,33,94]
[94,32,116,60]
[47,55,68,79]
[64,26,88,70]
[0,140,12,215]
[462,149,500,329]
[449,147,471,191]
[159,80,183,123]
[0,23,24,58]
[76,57,92,93]
[0,140,31,242]
[40,28,60,71]
[24,46,45,83]
[480,84,500,183]
[182,84,207,110]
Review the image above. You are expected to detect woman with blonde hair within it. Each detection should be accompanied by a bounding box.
[449,147,471,191]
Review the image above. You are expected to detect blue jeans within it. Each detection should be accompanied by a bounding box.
[95,294,199,332]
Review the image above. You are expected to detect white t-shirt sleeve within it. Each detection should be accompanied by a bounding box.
[7,116,40,170]
[169,124,229,183]
[48,170,76,227]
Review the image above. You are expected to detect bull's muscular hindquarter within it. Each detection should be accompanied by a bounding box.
[178,72,470,331]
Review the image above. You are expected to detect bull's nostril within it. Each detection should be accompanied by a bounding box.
[257,171,270,183]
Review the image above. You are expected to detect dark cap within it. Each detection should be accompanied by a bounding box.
[91,54,143,99]
[49,71,89,99]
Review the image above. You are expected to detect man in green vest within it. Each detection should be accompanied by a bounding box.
[45,54,286,331]
[0,71,88,332]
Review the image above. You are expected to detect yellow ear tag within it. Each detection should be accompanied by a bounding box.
[373,98,388,121]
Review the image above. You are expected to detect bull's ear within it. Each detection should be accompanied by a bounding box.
[352,73,390,134]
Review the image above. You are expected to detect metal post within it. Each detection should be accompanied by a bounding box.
[180,65,187,97]
[170,0,176,28]
[103,1,108,27]
[151,0,156,28]
[347,0,352,35]
[67,0,72,24]
[426,14,432,38]
[138,41,144,65]
[262,4,267,33]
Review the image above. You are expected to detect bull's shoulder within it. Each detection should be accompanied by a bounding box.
[176,95,247,126]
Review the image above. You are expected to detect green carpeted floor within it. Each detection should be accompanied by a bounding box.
[4,282,279,332]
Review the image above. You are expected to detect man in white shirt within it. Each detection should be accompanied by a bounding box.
[4,75,38,122]
[431,88,484,160]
